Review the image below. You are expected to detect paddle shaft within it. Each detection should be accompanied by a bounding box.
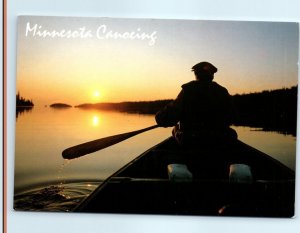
[62,125,159,159]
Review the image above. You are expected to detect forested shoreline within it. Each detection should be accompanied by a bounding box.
[16,92,34,107]
[76,86,298,135]
[76,100,172,114]
[16,92,34,119]
[16,87,297,135]
[233,86,297,135]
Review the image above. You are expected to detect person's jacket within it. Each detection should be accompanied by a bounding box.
[155,80,234,132]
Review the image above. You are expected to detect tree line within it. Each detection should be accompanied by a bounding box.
[76,86,297,135]
[16,92,34,107]
[232,86,297,135]
[76,100,172,114]
[16,92,34,119]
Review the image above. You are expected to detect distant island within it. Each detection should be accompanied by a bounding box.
[50,103,72,108]
[16,92,34,119]
[16,92,34,107]
[75,100,172,114]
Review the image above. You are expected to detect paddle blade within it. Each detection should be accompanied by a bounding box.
[62,125,159,159]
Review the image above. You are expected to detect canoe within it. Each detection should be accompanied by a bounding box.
[74,137,295,217]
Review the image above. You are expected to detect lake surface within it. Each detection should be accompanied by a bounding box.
[14,107,296,211]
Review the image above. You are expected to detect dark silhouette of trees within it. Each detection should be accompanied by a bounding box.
[232,86,297,135]
[76,86,297,136]
[76,100,172,114]
[16,92,34,107]
[50,103,72,108]
[16,92,34,119]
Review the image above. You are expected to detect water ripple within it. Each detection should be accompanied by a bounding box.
[14,181,101,212]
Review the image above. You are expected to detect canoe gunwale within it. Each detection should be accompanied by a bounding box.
[237,140,295,178]
[74,137,295,213]
[74,137,172,211]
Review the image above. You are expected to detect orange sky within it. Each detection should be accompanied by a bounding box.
[17,16,298,106]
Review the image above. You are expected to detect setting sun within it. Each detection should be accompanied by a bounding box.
[91,90,103,102]
[94,91,101,98]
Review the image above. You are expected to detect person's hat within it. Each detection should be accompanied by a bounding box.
[191,62,218,74]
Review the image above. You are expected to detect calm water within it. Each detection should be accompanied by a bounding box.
[14,107,296,211]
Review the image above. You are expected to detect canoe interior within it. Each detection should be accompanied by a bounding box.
[76,137,295,217]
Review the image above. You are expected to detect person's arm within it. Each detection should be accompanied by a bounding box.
[155,90,184,127]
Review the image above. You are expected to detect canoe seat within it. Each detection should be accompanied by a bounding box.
[167,164,193,182]
[229,164,253,184]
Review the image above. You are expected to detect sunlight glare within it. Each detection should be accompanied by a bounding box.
[91,90,102,102]
[92,116,100,127]
[94,91,101,98]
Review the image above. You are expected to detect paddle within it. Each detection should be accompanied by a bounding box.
[62,125,159,160]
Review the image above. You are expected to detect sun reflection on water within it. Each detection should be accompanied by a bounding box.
[92,115,100,127]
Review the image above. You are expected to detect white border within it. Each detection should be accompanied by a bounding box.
[6,1,300,233]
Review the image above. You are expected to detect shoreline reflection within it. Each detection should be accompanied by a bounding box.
[16,107,33,120]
